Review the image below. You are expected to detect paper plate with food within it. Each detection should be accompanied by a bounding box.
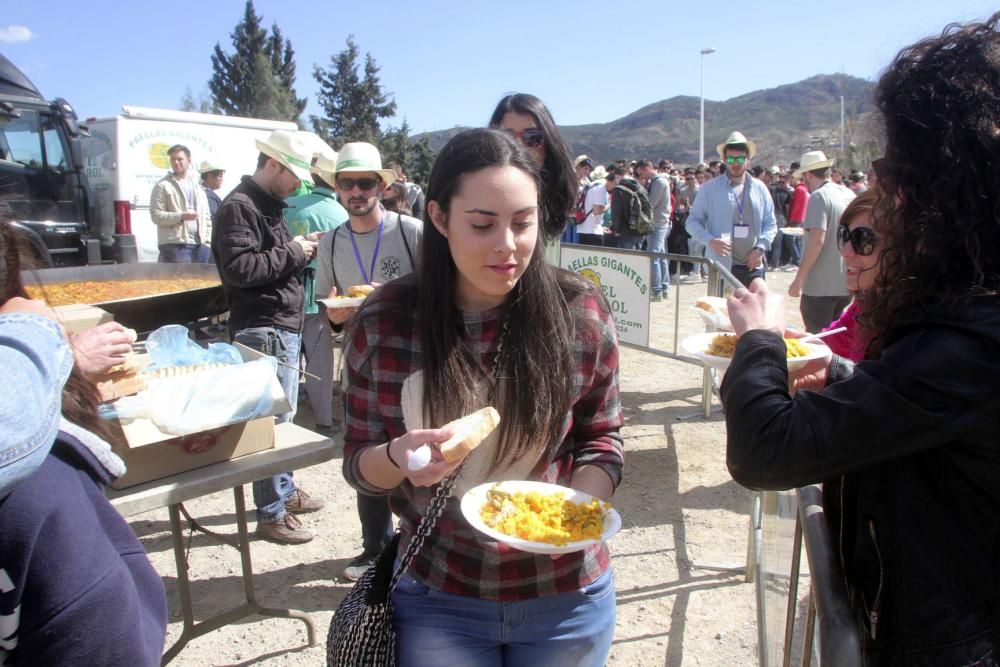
[681,331,828,371]
[317,284,374,309]
[461,480,622,555]
[691,296,733,331]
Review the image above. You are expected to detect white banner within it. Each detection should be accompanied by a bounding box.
[560,246,651,347]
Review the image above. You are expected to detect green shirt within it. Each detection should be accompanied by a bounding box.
[284,186,349,314]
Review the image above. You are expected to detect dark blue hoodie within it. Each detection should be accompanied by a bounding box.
[0,424,167,666]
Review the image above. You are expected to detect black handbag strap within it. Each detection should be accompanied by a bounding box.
[389,459,467,591]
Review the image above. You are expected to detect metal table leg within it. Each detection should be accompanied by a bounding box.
[159,485,317,665]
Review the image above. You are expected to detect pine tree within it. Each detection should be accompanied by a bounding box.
[208,0,303,123]
[406,136,436,190]
[311,36,397,147]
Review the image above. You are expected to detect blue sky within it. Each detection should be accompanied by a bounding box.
[3,1,997,135]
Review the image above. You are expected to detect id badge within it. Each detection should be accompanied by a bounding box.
[733,225,750,239]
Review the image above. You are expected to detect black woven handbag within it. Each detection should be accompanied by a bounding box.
[326,471,461,666]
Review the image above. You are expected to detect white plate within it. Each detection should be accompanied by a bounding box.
[460,481,622,555]
[780,227,805,237]
[317,296,365,309]
[681,331,829,371]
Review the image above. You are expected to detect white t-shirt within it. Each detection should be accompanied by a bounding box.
[578,183,609,234]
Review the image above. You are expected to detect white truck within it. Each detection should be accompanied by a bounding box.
[82,106,297,262]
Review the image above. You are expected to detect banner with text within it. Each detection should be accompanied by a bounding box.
[561,246,650,347]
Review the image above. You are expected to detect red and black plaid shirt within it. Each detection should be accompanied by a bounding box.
[343,280,624,600]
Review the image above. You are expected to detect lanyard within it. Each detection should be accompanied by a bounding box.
[348,215,385,285]
[733,178,750,224]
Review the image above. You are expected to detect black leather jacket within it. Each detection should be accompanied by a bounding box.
[212,176,309,333]
[721,299,1000,665]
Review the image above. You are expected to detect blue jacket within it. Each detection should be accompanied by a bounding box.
[0,424,167,666]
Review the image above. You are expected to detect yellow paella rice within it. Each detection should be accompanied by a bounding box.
[479,486,609,546]
[705,334,812,359]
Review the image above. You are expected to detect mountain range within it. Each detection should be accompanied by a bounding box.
[415,74,880,168]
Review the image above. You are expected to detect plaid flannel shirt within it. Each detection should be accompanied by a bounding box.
[343,280,624,600]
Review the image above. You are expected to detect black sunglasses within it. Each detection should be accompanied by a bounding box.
[504,128,545,149]
[837,224,879,256]
[336,176,380,191]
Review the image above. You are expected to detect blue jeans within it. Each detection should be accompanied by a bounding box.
[768,229,785,267]
[645,225,670,294]
[785,231,803,266]
[0,314,74,498]
[158,243,212,263]
[391,568,615,667]
[232,326,301,522]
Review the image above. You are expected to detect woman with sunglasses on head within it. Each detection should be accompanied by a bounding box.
[488,93,577,246]
[723,13,1000,664]
[341,128,623,666]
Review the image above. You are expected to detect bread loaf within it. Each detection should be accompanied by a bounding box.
[347,284,375,298]
[439,406,500,463]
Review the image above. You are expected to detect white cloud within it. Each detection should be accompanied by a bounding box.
[0,26,33,44]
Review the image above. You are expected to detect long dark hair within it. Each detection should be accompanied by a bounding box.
[861,11,1000,357]
[488,93,576,243]
[1,222,109,440]
[416,128,590,467]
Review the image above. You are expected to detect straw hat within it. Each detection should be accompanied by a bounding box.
[716,131,757,159]
[589,165,608,182]
[334,142,396,186]
[311,154,338,184]
[793,150,836,177]
[198,160,225,174]
[297,131,337,163]
[254,130,314,181]
[574,154,594,168]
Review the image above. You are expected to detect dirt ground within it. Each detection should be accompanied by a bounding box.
[124,266,810,666]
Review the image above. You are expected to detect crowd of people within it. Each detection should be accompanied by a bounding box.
[1,10,998,666]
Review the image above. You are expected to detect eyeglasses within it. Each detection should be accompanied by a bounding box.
[504,128,545,149]
[725,155,748,165]
[837,224,879,256]
[336,177,380,191]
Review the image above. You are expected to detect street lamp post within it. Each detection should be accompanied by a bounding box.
[699,47,716,165]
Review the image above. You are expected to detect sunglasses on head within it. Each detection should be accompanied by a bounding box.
[725,155,748,165]
[837,224,879,256]
[336,176,380,191]
[504,128,545,148]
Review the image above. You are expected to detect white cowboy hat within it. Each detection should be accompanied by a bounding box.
[311,153,339,184]
[334,142,396,186]
[198,160,225,174]
[589,165,608,182]
[793,150,836,177]
[716,131,757,159]
[255,130,314,182]
[297,131,338,163]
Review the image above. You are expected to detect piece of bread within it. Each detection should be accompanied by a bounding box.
[347,284,375,298]
[439,406,500,463]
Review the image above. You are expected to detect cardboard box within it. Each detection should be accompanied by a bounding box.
[106,344,290,489]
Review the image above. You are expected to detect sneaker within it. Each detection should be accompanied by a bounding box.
[314,422,341,438]
[651,292,663,302]
[284,488,325,514]
[256,513,313,544]
[342,551,379,581]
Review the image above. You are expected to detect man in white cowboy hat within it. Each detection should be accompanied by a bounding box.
[150,144,212,262]
[685,131,777,287]
[315,141,422,581]
[284,145,348,439]
[198,159,225,222]
[212,128,326,544]
[788,150,856,332]
[574,154,595,187]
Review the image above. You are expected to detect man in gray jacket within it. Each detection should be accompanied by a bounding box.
[149,144,212,262]
[638,159,672,301]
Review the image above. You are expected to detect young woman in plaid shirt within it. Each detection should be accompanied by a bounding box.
[342,128,624,666]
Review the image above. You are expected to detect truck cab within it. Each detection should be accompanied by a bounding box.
[0,53,104,266]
